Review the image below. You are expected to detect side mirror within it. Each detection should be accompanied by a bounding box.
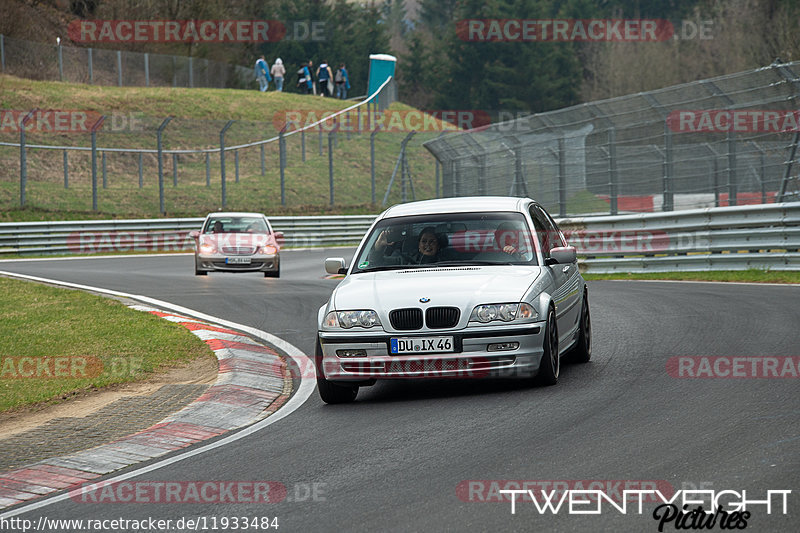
[547,246,577,265]
[274,231,285,246]
[325,257,347,275]
[189,230,200,239]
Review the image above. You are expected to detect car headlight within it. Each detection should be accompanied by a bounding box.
[199,243,216,254]
[260,245,278,255]
[324,310,382,329]
[469,303,538,323]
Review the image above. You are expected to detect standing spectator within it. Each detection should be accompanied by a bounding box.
[297,62,313,94]
[317,60,333,97]
[307,60,316,95]
[297,62,307,90]
[255,56,270,92]
[271,58,285,92]
[335,63,350,100]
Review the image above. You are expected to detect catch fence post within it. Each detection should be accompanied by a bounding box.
[220,120,235,209]
[91,116,106,211]
[156,117,173,214]
[64,150,69,188]
[19,110,36,207]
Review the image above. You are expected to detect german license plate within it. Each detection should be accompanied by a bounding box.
[225,257,251,264]
[390,336,454,355]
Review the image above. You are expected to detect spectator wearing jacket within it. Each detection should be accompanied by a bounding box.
[271,58,285,92]
[298,62,313,94]
[316,60,333,97]
[335,63,351,100]
[255,56,270,92]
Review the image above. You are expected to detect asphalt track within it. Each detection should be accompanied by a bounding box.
[1,250,798,532]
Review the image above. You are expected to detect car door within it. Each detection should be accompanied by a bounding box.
[530,205,581,348]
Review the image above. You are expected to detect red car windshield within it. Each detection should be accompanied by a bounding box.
[204,217,268,234]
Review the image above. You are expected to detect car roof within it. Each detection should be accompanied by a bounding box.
[378,196,532,219]
[205,212,265,218]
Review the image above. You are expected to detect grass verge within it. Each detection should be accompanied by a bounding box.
[0,276,215,413]
[583,270,800,284]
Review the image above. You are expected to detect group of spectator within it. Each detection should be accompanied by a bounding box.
[297,59,351,99]
[254,55,286,92]
[254,55,350,99]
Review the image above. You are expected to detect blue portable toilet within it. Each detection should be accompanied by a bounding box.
[367,54,397,108]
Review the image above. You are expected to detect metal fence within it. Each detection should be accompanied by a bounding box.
[0,76,419,213]
[3,204,798,273]
[424,61,800,216]
[0,34,251,88]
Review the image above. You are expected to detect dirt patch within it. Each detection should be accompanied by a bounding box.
[0,354,218,439]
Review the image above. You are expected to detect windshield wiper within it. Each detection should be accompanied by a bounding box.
[430,260,517,267]
[354,265,409,273]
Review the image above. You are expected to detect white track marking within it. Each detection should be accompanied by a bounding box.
[0,270,316,519]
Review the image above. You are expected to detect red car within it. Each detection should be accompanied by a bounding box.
[189,212,282,277]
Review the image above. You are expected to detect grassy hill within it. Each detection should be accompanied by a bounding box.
[0,74,445,221]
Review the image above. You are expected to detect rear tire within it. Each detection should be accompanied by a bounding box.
[568,290,591,364]
[195,269,207,276]
[315,337,358,404]
[535,307,559,386]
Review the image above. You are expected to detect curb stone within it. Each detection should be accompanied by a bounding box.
[0,305,293,509]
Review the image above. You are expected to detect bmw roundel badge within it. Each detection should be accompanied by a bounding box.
[419,297,430,303]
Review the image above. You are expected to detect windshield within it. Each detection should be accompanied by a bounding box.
[203,216,268,234]
[352,212,537,273]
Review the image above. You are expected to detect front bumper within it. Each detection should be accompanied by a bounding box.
[318,324,545,380]
[195,253,279,273]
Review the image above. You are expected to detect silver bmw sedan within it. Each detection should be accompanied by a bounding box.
[316,196,591,403]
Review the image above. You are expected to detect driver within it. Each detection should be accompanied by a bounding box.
[495,222,525,259]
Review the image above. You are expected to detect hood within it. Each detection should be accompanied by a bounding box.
[199,232,278,250]
[332,266,541,328]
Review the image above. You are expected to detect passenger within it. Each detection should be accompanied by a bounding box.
[410,227,449,264]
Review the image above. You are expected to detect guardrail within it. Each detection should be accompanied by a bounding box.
[560,202,800,272]
[0,216,377,255]
[1,204,798,272]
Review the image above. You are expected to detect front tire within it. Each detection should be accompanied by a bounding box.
[535,307,559,386]
[264,268,280,278]
[568,290,591,364]
[315,337,358,404]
